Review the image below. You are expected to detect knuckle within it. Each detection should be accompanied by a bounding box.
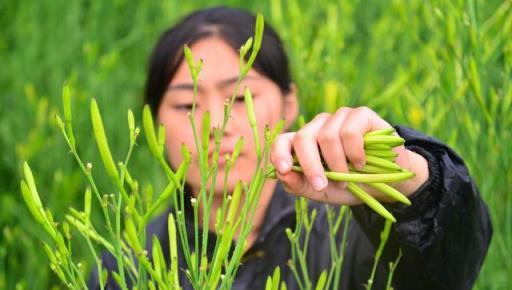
[273,132,287,143]
[351,154,365,163]
[292,131,309,146]
[318,131,338,144]
[313,112,331,120]
[356,106,370,112]
[335,106,350,115]
[269,150,279,163]
[281,176,305,194]
[270,136,280,148]
[340,127,359,140]
[272,132,292,150]
[283,185,297,195]
[356,106,375,116]
[327,153,346,167]
[297,157,321,177]
[299,182,310,195]
[271,135,284,150]
[270,144,280,159]
[280,179,296,193]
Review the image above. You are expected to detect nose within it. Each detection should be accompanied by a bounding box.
[204,98,234,139]
[208,100,224,129]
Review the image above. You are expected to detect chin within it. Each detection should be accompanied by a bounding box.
[211,172,247,194]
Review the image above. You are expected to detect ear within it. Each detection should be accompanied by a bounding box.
[282,83,299,131]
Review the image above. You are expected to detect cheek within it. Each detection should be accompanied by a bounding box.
[254,95,283,129]
[162,119,195,168]
[233,96,283,156]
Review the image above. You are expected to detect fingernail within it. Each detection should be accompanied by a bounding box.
[312,175,327,191]
[276,159,289,174]
[355,161,365,170]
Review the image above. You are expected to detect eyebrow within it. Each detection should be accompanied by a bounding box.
[167,76,259,91]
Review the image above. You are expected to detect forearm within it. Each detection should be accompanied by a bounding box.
[351,125,492,290]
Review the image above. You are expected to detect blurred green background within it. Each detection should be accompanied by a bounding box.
[1,0,510,289]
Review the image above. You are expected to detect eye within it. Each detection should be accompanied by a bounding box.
[224,95,246,106]
[173,104,196,111]
[234,95,245,103]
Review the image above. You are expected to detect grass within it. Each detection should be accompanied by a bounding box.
[0,0,510,289]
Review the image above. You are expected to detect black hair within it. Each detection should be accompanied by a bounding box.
[144,6,292,115]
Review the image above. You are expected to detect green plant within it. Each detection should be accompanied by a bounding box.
[4,0,508,289]
[19,14,409,290]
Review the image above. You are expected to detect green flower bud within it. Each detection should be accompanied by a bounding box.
[90,99,119,180]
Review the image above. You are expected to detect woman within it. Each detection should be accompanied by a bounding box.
[90,6,492,290]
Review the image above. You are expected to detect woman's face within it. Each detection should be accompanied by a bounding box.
[157,37,298,195]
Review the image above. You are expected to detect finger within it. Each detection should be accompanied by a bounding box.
[317,107,350,173]
[279,170,361,205]
[277,170,309,196]
[292,113,330,191]
[340,107,391,169]
[322,182,362,204]
[391,144,409,170]
[270,132,295,174]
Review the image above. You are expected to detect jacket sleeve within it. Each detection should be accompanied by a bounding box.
[350,125,493,290]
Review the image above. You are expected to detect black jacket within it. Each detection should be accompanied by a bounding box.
[89,125,492,289]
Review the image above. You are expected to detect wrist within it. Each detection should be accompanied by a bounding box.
[394,149,430,197]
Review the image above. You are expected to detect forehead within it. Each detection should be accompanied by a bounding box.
[170,37,243,85]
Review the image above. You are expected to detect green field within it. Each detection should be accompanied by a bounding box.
[1,0,510,289]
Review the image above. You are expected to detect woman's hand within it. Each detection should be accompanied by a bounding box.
[270,106,429,205]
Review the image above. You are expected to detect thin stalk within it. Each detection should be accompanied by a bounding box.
[291,202,311,289]
[220,169,265,289]
[85,237,105,290]
[302,215,315,259]
[207,152,239,280]
[119,135,136,186]
[114,191,127,290]
[289,262,305,290]
[199,77,244,280]
[69,261,88,290]
[367,220,393,290]
[192,196,200,283]
[332,210,351,290]
[385,249,402,290]
[172,179,197,289]
[325,207,339,288]
[56,119,129,290]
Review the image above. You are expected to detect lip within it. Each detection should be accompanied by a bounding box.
[207,147,236,166]
[208,147,233,158]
